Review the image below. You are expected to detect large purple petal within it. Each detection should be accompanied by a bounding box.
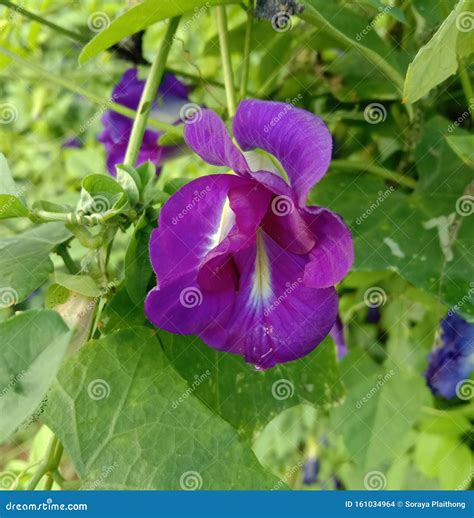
[233,99,332,205]
[303,207,354,288]
[184,109,249,175]
[202,231,338,369]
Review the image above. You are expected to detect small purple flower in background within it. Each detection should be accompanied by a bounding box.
[99,68,190,174]
[302,456,320,486]
[145,99,353,369]
[425,313,474,399]
[330,316,347,360]
[62,136,83,149]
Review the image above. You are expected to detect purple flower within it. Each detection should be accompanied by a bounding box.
[99,68,190,174]
[145,100,354,369]
[330,316,347,360]
[62,136,83,149]
[425,313,474,399]
[302,457,320,485]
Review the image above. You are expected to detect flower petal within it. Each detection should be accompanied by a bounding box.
[203,231,338,368]
[184,109,249,175]
[303,207,354,288]
[233,99,332,205]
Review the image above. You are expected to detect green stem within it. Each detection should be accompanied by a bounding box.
[216,5,236,117]
[0,46,182,136]
[27,435,63,490]
[0,0,88,42]
[331,159,417,189]
[57,243,79,274]
[458,58,473,121]
[239,4,253,100]
[123,16,180,167]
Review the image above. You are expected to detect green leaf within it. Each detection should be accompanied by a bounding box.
[300,0,405,92]
[403,0,466,103]
[79,0,238,63]
[331,351,431,471]
[0,310,71,443]
[160,332,344,438]
[78,174,128,219]
[0,223,71,305]
[43,328,280,489]
[446,135,474,168]
[54,272,100,298]
[0,154,28,220]
[115,165,141,206]
[125,214,153,305]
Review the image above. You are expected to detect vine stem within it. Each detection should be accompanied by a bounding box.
[239,3,253,100]
[123,16,181,167]
[0,46,181,136]
[330,159,417,189]
[216,5,236,117]
[56,243,79,274]
[26,435,63,490]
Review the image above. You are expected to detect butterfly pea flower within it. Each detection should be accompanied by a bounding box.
[145,99,353,369]
[425,313,474,399]
[99,68,190,174]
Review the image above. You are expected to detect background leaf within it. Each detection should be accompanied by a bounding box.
[0,310,71,443]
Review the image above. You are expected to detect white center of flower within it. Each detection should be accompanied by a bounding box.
[250,230,272,306]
